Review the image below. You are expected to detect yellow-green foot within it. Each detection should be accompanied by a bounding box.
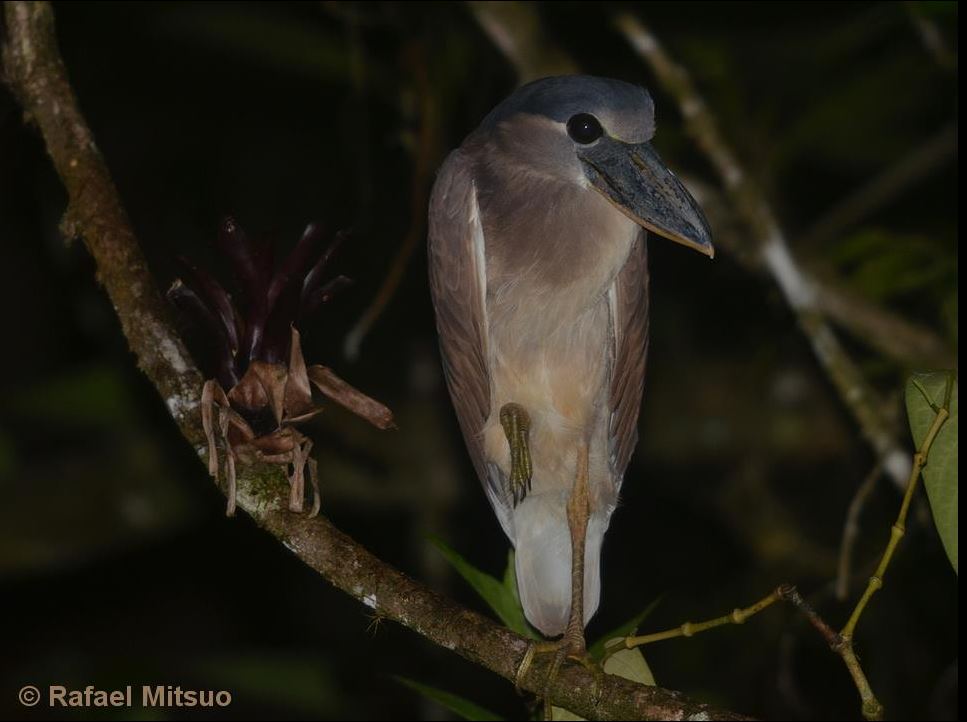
[500,402,532,505]
[514,639,602,719]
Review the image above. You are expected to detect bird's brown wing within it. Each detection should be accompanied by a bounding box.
[427,149,495,495]
[608,231,650,485]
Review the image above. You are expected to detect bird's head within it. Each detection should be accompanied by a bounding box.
[479,75,713,257]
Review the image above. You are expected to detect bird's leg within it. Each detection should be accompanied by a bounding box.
[515,444,600,715]
[542,444,593,683]
[499,403,532,505]
[563,442,591,656]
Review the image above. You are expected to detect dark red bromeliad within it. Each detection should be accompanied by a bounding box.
[167,217,394,517]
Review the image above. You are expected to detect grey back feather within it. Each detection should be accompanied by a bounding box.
[608,232,650,483]
[428,150,514,536]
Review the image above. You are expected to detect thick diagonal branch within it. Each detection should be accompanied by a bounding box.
[1,3,749,719]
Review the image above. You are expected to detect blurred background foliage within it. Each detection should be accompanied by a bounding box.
[0,1,957,720]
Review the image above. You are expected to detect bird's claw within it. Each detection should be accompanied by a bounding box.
[500,402,532,506]
[514,638,601,718]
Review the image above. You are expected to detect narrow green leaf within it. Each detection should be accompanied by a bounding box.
[428,536,537,638]
[588,597,663,661]
[905,371,958,573]
[395,677,504,721]
[501,549,537,636]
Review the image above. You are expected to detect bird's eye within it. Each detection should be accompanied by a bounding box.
[566,113,603,144]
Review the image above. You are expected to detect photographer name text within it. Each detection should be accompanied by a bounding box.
[46,685,232,708]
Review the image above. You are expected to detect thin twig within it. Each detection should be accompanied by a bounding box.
[598,580,885,719]
[777,586,841,648]
[779,587,882,720]
[800,372,953,721]
[615,12,913,490]
[602,586,789,663]
[1,3,751,720]
[841,374,953,640]
[836,464,883,600]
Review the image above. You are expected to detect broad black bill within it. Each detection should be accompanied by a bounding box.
[579,138,713,257]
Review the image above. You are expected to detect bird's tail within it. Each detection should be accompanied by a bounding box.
[511,492,610,637]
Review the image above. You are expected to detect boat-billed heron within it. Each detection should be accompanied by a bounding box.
[428,76,712,654]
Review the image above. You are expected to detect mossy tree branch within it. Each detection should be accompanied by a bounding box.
[2,3,750,719]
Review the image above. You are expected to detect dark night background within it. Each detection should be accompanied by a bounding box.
[0,2,958,720]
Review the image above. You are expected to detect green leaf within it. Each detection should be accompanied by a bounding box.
[588,596,663,661]
[603,646,656,686]
[428,536,537,638]
[395,677,504,721]
[500,549,538,636]
[905,371,958,573]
